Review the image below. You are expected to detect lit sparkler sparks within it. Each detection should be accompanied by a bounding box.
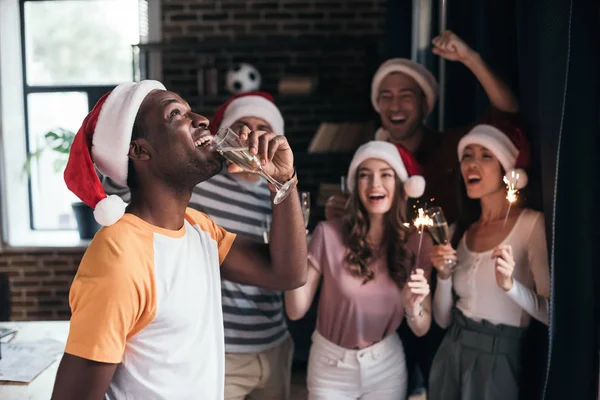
[414,208,434,232]
[503,171,520,227]
[413,208,433,269]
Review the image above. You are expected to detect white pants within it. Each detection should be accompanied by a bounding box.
[307,331,408,400]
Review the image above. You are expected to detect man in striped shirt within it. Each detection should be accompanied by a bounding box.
[103,92,293,400]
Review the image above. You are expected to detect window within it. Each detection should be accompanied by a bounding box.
[0,0,159,247]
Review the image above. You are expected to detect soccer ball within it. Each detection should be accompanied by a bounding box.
[226,63,262,94]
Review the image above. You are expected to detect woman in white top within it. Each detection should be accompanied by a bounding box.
[427,123,550,400]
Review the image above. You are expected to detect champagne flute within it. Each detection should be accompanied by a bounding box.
[425,206,458,270]
[300,192,310,229]
[214,127,296,204]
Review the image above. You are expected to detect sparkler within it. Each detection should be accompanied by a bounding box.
[413,208,433,268]
[503,170,520,227]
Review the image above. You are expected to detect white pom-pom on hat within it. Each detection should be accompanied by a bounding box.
[403,175,426,198]
[93,195,127,227]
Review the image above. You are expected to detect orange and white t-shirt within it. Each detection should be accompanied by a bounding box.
[65,209,236,400]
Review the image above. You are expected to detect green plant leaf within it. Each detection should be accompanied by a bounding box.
[53,158,67,173]
[23,127,75,179]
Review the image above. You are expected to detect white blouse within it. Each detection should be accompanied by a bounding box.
[434,208,550,328]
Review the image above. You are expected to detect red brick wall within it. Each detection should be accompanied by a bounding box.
[1,250,83,321]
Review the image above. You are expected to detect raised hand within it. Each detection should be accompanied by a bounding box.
[492,244,515,291]
[432,30,475,63]
[238,125,295,183]
[430,244,457,280]
[403,268,430,315]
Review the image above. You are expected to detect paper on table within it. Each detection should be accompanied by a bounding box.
[0,327,17,343]
[0,338,64,383]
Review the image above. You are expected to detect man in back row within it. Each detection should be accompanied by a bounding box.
[51,81,307,400]
[103,91,295,400]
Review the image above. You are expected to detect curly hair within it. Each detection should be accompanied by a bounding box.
[344,174,414,289]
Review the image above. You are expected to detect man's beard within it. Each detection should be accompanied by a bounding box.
[164,155,224,193]
[189,155,224,186]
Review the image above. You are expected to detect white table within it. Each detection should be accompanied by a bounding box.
[0,321,69,400]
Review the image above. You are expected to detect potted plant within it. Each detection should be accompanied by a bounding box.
[24,128,101,239]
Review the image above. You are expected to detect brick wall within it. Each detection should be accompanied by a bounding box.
[2,0,388,321]
[162,0,386,41]
[1,250,83,321]
[157,0,387,150]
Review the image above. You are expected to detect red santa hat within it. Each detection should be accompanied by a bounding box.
[346,141,426,198]
[457,123,531,189]
[64,80,166,227]
[210,92,284,136]
[371,58,438,116]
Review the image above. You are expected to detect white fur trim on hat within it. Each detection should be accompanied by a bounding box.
[371,58,438,116]
[458,124,528,189]
[92,80,166,187]
[346,141,425,198]
[93,194,127,226]
[219,95,285,136]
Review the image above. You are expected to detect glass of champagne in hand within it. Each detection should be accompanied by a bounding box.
[215,127,296,204]
[426,206,457,270]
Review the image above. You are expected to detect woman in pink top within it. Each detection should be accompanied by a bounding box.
[285,141,433,399]
[428,123,550,400]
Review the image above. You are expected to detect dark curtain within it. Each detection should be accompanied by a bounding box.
[384,0,412,60]
[445,0,600,398]
[445,0,600,397]
[516,0,599,399]
[383,0,600,398]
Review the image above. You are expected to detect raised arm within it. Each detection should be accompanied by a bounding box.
[221,127,307,290]
[432,30,519,113]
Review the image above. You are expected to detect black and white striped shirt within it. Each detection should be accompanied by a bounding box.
[103,172,289,353]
